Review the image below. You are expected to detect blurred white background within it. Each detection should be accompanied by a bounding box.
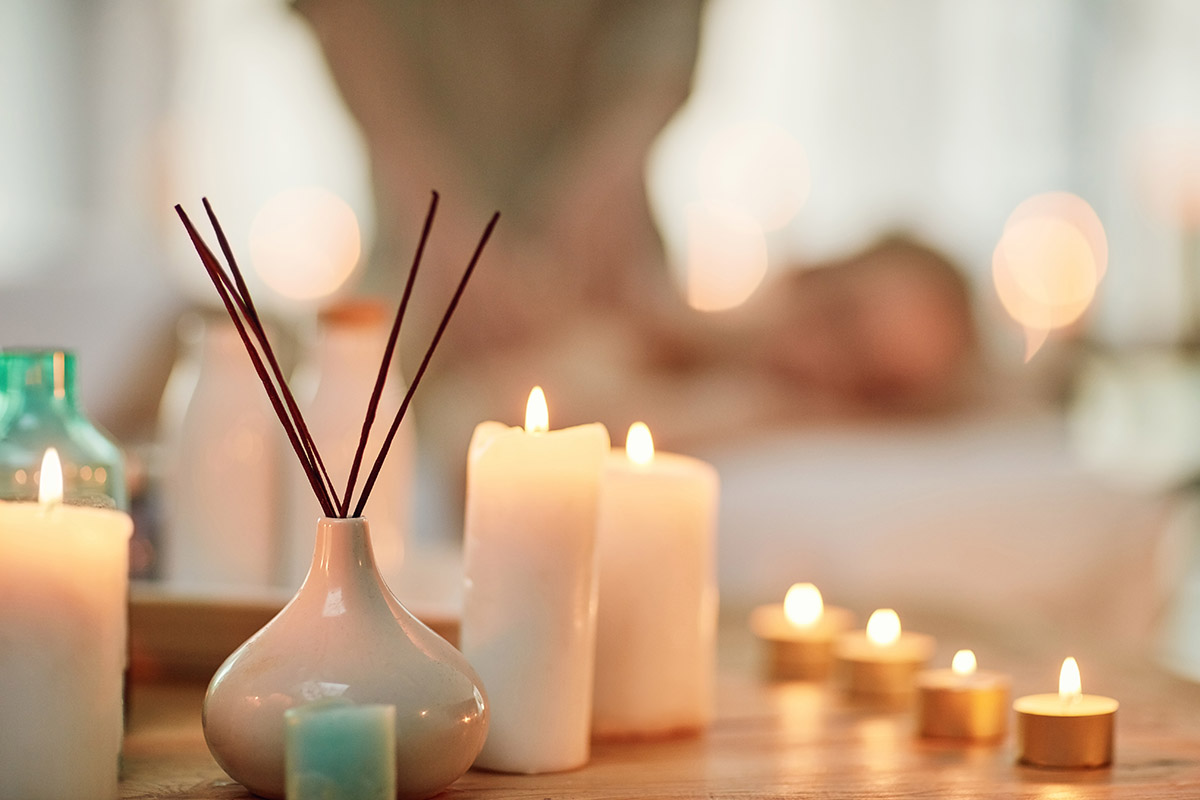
[4,0,1200,437]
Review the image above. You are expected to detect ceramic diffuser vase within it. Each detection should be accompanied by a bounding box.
[204,516,487,799]
[175,195,500,799]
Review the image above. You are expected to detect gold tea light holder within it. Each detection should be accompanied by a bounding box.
[750,583,854,681]
[835,608,935,699]
[1014,657,1117,769]
[916,649,1010,742]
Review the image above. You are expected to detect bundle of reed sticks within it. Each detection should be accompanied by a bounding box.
[175,192,498,518]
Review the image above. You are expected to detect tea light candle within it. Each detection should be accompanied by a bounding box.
[916,650,1010,741]
[592,422,719,739]
[285,700,396,800]
[835,609,935,696]
[0,449,133,800]
[1015,657,1117,768]
[749,583,854,680]
[460,387,610,774]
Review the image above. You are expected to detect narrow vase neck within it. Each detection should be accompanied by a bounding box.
[299,517,398,620]
[309,517,381,581]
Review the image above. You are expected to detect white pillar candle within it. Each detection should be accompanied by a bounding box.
[0,449,133,800]
[592,422,719,739]
[460,387,610,773]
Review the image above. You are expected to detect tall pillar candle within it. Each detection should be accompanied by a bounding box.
[460,387,610,773]
[0,449,133,800]
[592,422,718,738]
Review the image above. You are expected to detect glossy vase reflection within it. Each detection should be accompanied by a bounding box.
[0,349,125,509]
[202,517,488,800]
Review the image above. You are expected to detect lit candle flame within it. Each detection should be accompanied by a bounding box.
[866,609,901,647]
[951,649,977,676]
[39,448,63,507]
[1059,657,1082,704]
[525,386,549,434]
[626,422,655,466]
[783,583,823,627]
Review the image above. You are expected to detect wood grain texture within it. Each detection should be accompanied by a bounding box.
[120,616,1200,799]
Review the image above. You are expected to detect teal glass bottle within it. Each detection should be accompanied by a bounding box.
[0,349,126,510]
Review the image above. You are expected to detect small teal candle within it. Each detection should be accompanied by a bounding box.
[285,700,396,800]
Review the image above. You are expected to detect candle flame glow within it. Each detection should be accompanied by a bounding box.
[1059,657,1082,703]
[783,583,823,627]
[39,448,63,506]
[626,422,655,465]
[525,386,549,434]
[866,609,901,647]
[951,649,977,676]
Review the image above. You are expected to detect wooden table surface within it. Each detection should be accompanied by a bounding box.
[119,613,1200,799]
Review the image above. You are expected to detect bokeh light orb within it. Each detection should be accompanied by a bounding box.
[992,191,1107,360]
[1138,126,1200,229]
[1005,191,1108,281]
[697,120,810,232]
[997,216,1098,312]
[685,202,768,312]
[250,187,361,301]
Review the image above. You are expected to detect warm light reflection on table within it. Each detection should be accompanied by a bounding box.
[121,616,1200,799]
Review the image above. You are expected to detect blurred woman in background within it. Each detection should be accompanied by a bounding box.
[296,0,978,457]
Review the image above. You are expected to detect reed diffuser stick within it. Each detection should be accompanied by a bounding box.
[341,191,439,516]
[353,211,499,517]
